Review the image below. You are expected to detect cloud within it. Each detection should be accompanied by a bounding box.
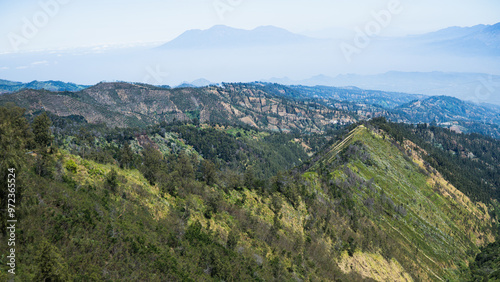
[13,60,49,70]
[31,60,49,65]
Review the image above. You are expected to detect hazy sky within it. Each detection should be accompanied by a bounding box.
[1,0,499,53]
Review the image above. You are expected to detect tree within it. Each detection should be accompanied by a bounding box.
[34,240,71,281]
[227,228,240,250]
[201,159,216,186]
[0,105,31,171]
[175,151,194,180]
[119,142,134,169]
[243,166,256,189]
[32,112,53,150]
[77,127,93,158]
[106,168,119,192]
[0,105,31,234]
[140,144,163,185]
[32,113,55,177]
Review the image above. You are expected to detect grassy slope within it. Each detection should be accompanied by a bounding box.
[308,125,494,280]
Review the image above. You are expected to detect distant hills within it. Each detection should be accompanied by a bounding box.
[175,78,213,88]
[1,80,500,138]
[286,84,427,109]
[0,80,89,94]
[395,96,500,125]
[0,82,356,131]
[266,71,500,105]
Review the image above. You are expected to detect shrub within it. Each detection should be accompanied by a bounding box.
[65,159,78,173]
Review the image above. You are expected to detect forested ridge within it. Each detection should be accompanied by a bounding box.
[0,105,499,281]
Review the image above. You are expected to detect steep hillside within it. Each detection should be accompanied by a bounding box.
[0,82,356,132]
[0,89,143,127]
[302,125,494,280]
[246,83,500,138]
[0,107,495,281]
[368,118,500,205]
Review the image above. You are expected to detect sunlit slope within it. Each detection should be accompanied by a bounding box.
[11,151,363,280]
[6,125,495,281]
[306,125,494,281]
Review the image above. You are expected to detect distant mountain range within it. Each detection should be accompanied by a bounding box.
[158,25,316,49]
[157,23,500,55]
[152,23,500,105]
[409,22,500,56]
[1,22,498,97]
[265,71,500,105]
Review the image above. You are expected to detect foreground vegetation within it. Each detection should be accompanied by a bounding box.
[0,106,499,281]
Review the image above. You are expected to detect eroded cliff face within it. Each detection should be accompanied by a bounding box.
[1,82,356,131]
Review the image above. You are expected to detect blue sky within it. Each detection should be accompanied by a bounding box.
[1,0,500,53]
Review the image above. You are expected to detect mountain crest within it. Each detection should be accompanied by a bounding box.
[301,122,494,280]
[158,25,314,49]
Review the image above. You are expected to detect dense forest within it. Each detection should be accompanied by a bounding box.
[467,240,500,280]
[0,105,499,281]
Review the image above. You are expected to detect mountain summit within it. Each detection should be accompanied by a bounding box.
[158,25,315,49]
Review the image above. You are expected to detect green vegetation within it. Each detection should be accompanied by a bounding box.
[0,107,498,281]
[369,118,500,205]
[300,124,495,280]
[466,241,500,281]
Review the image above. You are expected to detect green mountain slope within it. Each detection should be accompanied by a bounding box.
[302,125,494,280]
[0,106,496,281]
[368,119,500,204]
